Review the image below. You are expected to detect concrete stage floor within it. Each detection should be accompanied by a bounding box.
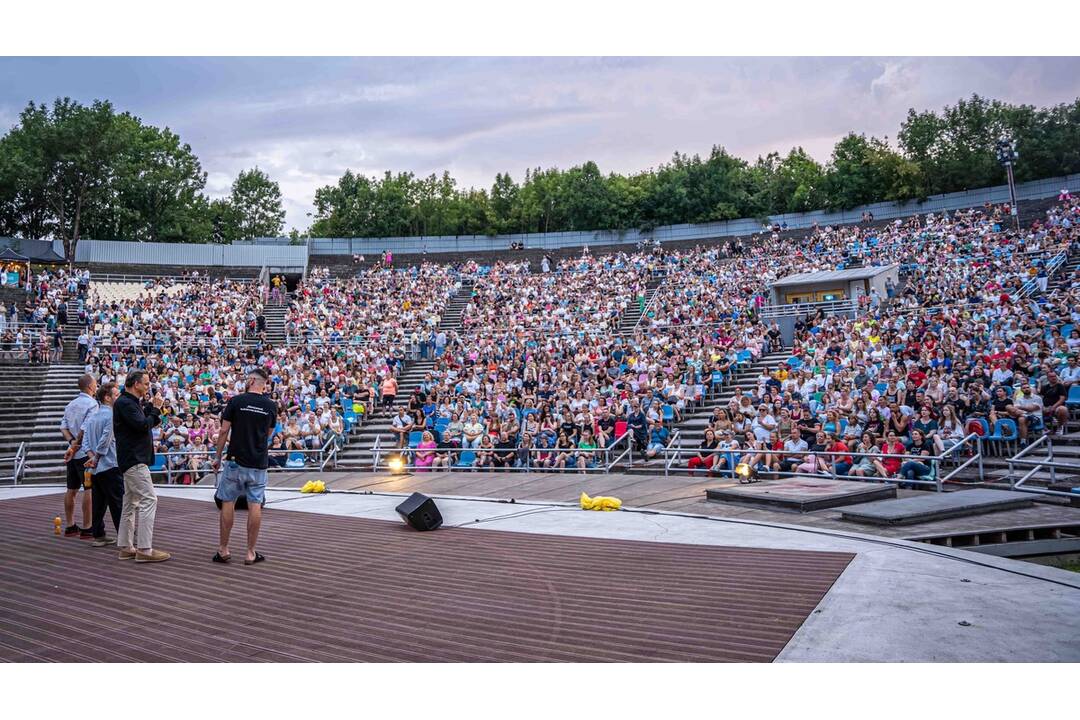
[260,469,1080,542]
[3,484,1079,662]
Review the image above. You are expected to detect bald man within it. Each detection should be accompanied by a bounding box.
[60,373,99,537]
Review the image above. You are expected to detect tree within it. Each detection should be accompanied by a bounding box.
[229,168,285,239]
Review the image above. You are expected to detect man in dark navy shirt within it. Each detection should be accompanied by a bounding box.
[213,368,278,565]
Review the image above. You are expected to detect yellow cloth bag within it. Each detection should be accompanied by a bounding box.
[579,492,622,511]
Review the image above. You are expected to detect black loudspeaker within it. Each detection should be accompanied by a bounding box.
[395,492,443,531]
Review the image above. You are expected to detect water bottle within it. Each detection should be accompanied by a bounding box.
[53,516,62,535]
[83,467,92,489]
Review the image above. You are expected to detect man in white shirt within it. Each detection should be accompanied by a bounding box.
[1060,356,1080,387]
[751,406,777,443]
[60,374,99,537]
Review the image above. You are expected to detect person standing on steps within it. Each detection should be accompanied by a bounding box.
[213,367,278,566]
[60,374,98,538]
[114,370,170,563]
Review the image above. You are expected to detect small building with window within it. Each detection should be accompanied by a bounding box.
[768,264,899,307]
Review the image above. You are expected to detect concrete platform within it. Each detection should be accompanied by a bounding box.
[706,476,897,512]
[841,489,1035,527]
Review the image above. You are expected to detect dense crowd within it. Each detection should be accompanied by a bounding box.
[4,198,1077,481]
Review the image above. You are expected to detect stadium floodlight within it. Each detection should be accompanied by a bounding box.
[995,134,1020,230]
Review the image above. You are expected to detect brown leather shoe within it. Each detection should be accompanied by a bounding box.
[135,549,171,563]
[118,548,137,560]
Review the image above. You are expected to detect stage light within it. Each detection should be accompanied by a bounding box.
[735,463,757,484]
[388,456,405,473]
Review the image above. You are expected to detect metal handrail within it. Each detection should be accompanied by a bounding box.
[1007,435,1080,498]
[664,430,682,476]
[666,435,983,491]
[14,441,26,484]
[605,430,633,470]
[0,442,27,485]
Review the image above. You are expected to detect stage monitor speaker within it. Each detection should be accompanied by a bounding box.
[395,492,443,531]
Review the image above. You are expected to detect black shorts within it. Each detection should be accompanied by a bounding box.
[65,456,87,491]
[382,394,395,406]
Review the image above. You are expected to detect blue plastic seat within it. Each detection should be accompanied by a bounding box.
[454,450,476,469]
[994,419,1019,455]
[286,451,306,467]
[1067,386,1080,409]
[149,454,166,472]
[408,430,423,448]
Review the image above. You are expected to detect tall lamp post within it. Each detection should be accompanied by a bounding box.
[995,135,1020,231]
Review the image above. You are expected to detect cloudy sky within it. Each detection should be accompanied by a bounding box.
[1,57,1079,230]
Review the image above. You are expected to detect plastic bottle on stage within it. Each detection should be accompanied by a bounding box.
[53,517,62,535]
[83,468,92,489]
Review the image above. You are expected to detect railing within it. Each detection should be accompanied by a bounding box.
[605,430,633,471]
[758,298,859,320]
[663,430,682,476]
[0,442,27,485]
[89,273,258,285]
[1013,250,1067,300]
[152,436,342,485]
[658,434,984,491]
[634,279,665,331]
[354,438,635,473]
[1007,435,1080,498]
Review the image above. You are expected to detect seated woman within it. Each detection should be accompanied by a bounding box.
[443,413,464,447]
[795,431,831,475]
[413,431,438,472]
[687,428,720,474]
[880,430,906,479]
[739,436,771,474]
[551,431,576,471]
[713,433,743,478]
[900,428,935,488]
[576,428,599,471]
[848,432,885,478]
[474,434,495,469]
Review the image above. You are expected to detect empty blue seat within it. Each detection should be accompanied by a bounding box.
[454,450,476,469]
[408,430,423,448]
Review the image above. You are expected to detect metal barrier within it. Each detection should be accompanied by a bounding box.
[353,439,635,473]
[657,433,984,491]
[0,442,26,485]
[153,435,341,485]
[1007,435,1079,499]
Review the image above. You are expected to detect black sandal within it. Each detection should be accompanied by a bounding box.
[244,552,266,566]
[212,552,231,563]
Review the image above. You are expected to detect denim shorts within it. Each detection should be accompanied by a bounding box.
[217,461,268,504]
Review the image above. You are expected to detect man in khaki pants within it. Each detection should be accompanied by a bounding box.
[113,370,170,563]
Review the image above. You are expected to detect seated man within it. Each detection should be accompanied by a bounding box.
[391,407,414,448]
[492,430,517,469]
[644,420,670,461]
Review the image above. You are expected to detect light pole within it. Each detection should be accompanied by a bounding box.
[995,135,1020,231]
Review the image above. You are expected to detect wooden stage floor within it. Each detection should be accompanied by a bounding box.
[0,494,852,662]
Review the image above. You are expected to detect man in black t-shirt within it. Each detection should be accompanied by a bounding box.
[1039,370,1070,435]
[213,368,278,565]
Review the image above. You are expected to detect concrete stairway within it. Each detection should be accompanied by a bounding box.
[617,278,662,335]
[0,363,85,482]
[622,347,793,474]
[334,280,473,469]
[263,300,288,346]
